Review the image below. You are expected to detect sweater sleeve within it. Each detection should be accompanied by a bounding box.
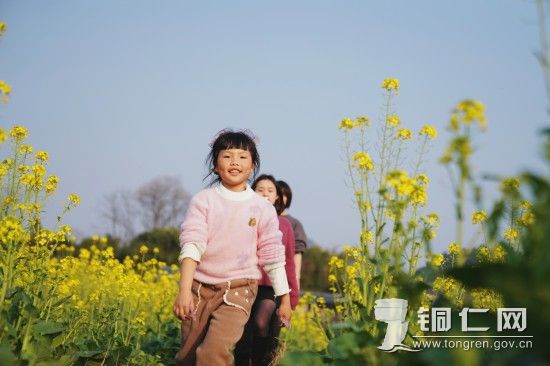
[281,218,299,309]
[291,217,307,253]
[257,204,288,295]
[178,193,208,262]
[257,205,285,267]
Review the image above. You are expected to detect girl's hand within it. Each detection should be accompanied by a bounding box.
[173,289,195,320]
[278,293,292,327]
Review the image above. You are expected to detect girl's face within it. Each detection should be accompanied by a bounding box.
[254,179,278,205]
[214,148,254,192]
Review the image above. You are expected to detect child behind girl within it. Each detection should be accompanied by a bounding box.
[173,130,291,366]
[234,174,299,366]
[277,180,308,289]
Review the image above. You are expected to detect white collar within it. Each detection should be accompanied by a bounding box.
[214,183,255,201]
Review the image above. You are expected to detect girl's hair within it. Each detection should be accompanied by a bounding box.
[252,174,284,215]
[204,129,260,186]
[277,180,292,209]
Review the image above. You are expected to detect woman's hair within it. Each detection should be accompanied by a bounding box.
[204,129,260,186]
[252,174,284,215]
[277,180,292,209]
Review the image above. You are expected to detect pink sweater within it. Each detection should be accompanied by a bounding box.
[179,185,286,285]
[259,216,299,309]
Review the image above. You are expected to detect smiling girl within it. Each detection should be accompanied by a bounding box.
[173,130,291,366]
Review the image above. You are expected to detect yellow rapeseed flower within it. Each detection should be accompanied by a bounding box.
[411,186,427,206]
[139,245,149,255]
[472,210,488,224]
[355,116,369,127]
[427,213,439,225]
[352,151,374,171]
[477,246,490,262]
[448,242,461,255]
[419,125,437,139]
[382,78,400,93]
[328,256,344,269]
[32,164,46,177]
[500,177,520,193]
[504,227,519,241]
[19,144,33,155]
[36,151,49,162]
[519,200,532,210]
[518,211,535,226]
[431,254,444,267]
[386,115,400,127]
[68,193,80,205]
[416,174,429,185]
[0,80,11,95]
[361,229,374,243]
[493,244,506,262]
[450,99,487,131]
[0,128,6,144]
[339,118,355,130]
[10,126,29,142]
[397,128,412,140]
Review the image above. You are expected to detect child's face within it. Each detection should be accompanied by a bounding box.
[214,148,254,192]
[254,179,278,205]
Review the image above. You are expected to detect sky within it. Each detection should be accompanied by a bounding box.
[0,0,548,254]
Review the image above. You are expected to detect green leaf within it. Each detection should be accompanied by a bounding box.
[76,350,105,358]
[279,351,325,366]
[33,320,66,336]
[0,344,16,366]
[51,334,65,349]
[327,332,361,359]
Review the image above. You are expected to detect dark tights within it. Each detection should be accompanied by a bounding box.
[235,286,281,366]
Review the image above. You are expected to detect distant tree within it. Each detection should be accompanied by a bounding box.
[99,175,190,244]
[300,245,334,292]
[136,175,190,230]
[118,227,180,264]
[100,190,136,243]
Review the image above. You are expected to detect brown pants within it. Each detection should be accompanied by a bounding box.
[175,278,258,366]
